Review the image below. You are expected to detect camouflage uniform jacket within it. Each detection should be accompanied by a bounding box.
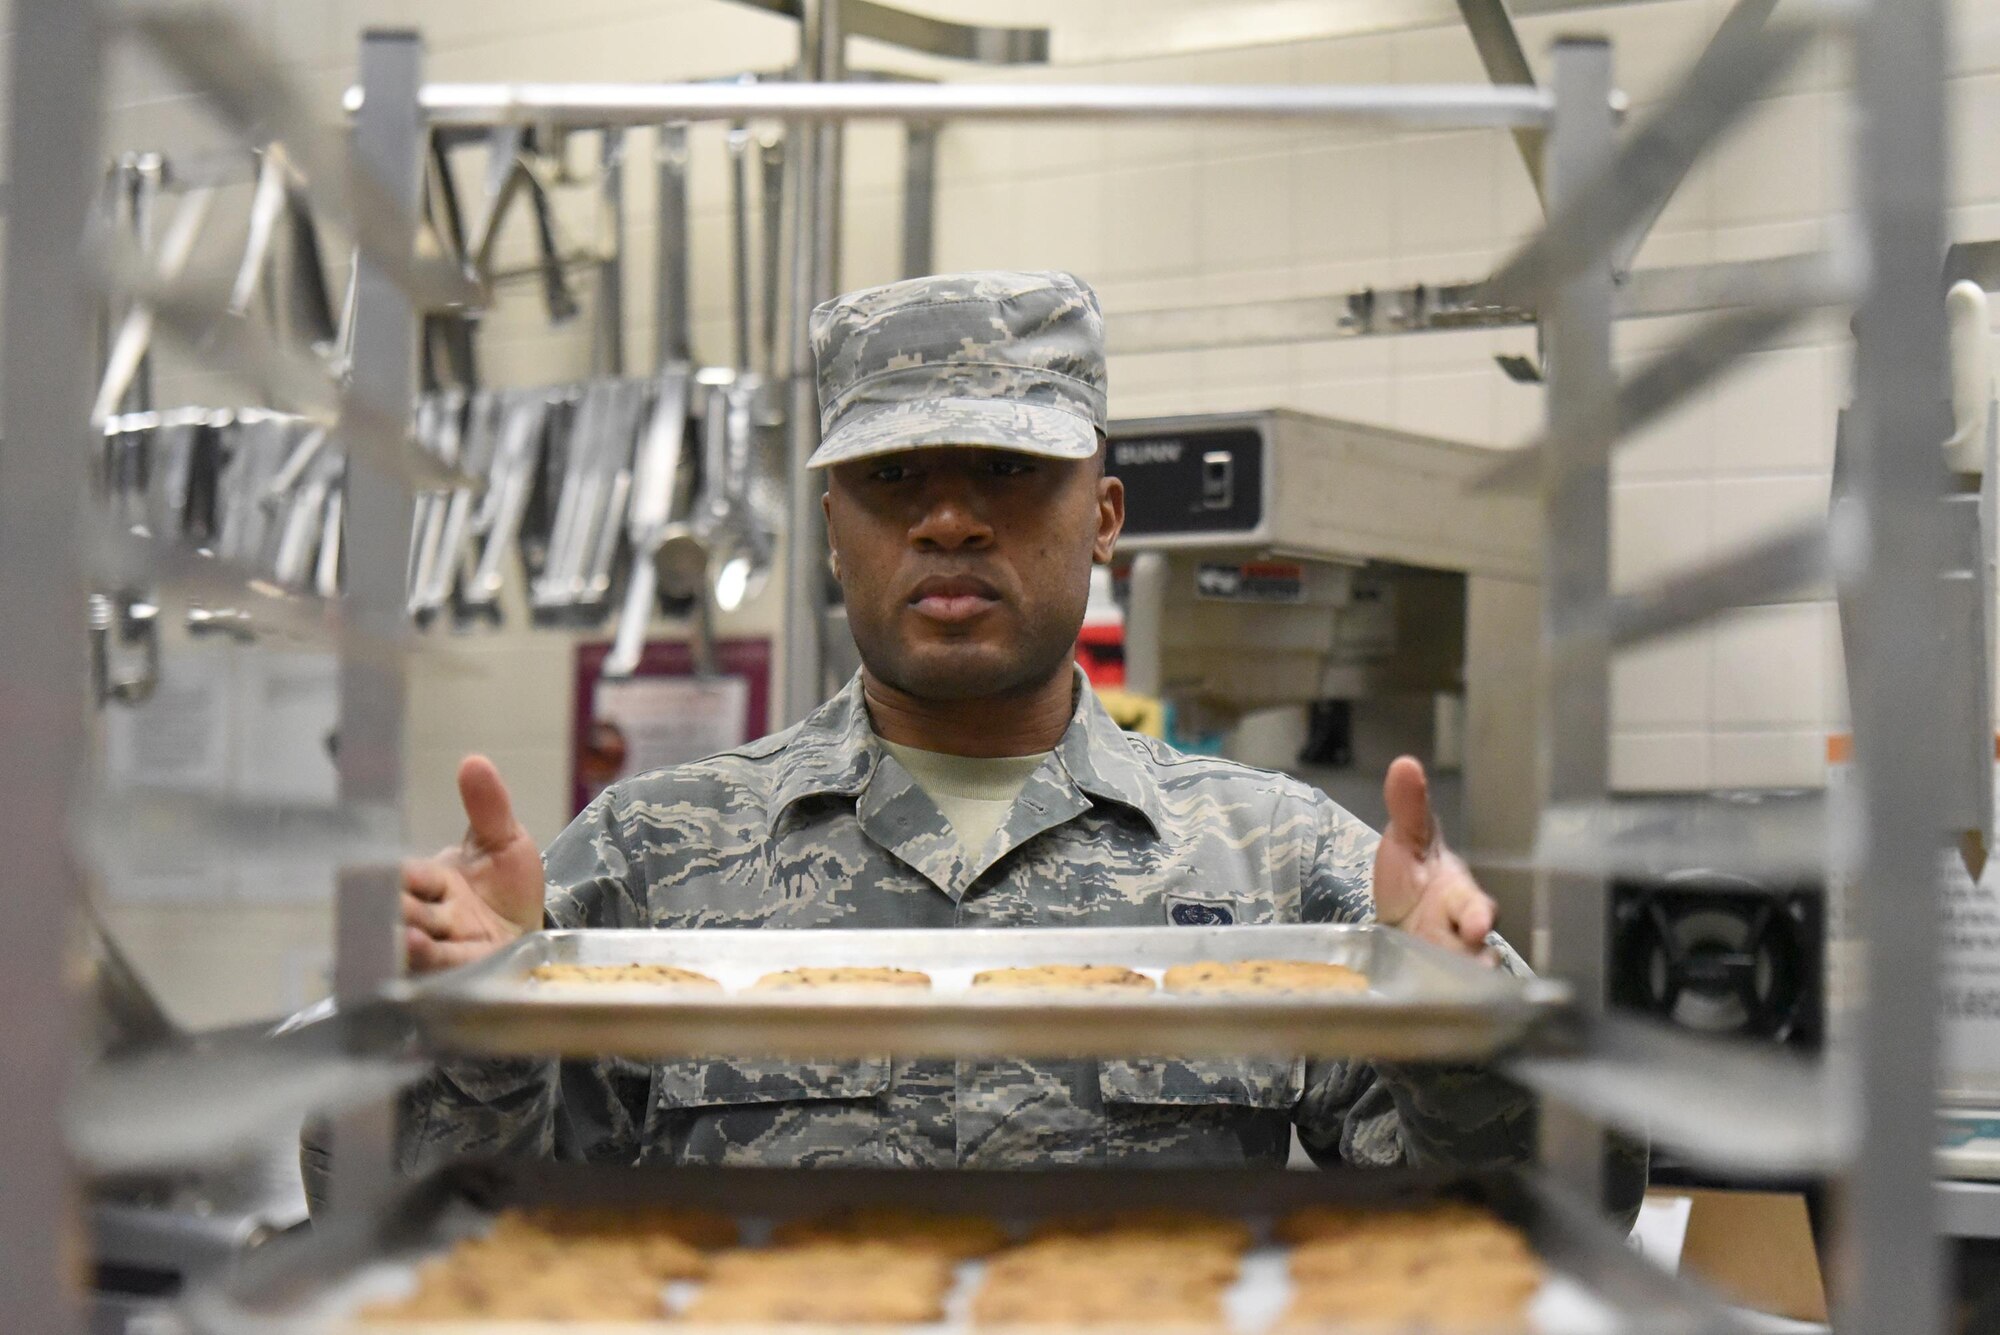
[400,672,1535,1174]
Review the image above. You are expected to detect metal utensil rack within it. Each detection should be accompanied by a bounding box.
[0,0,1958,1331]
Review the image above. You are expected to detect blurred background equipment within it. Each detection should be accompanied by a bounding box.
[1107,408,1539,923]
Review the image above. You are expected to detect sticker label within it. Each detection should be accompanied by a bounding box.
[1112,439,1185,467]
[1194,561,1305,604]
[1167,895,1239,926]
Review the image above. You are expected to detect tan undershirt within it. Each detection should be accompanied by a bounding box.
[878,739,1049,857]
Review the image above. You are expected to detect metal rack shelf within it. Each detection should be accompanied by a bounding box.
[188,1161,1748,1335]
[384,925,1570,1063]
[1938,1179,2000,1240]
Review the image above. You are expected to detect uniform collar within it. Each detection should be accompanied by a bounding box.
[1051,669,1168,838]
[768,668,1167,841]
[765,674,880,825]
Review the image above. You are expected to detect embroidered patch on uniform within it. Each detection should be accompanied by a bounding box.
[1167,895,1238,926]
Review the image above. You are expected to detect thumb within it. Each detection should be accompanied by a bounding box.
[458,754,518,851]
[1382,756,1436,855]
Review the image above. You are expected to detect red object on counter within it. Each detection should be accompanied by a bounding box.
[1076,621,1125,688]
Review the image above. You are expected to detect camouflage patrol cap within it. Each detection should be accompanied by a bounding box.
[807,270,1107,469]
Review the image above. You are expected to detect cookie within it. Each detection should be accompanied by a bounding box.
[478,1208,709,1281]
[680,1283,944,1325]
[528,962,721,989]
[1161,959,1368,995]
[769,1205,1009,1260]
[362,1241,667,1322]
[986,1240,1239,1290]
[972,964,1156,991]
[1276,1200,1506,1246]
[508,1203,739,1255]
[1026,1207,1255,1253]
[1280,1265,1542,1331]
[973,1290,1225,1329]
[706,1241,956,1290]
[973,1264,1225,1329]
[750,966,932,990]
[1289,1229,1537,1284]
[689,1243,954,1324]
[1280,1202,1542,1316]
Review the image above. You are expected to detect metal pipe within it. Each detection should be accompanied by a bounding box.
[758,132,786,376]
[1473,296,1823,492]
[1485,17,1815,309]
[1454,0,1545,206]
[779,125,822,723]
[778,0,842,724]
[713,0,1046,65]
[117,153,163,414]
[1105,250,1854,357]
[901,122,936,278]
[0,0,99,1326]
[396,81,1558,129]
[1534,37,1617,1214]
[812,0,845,299]
[1839,0,1952,1326]
[329,27,426,1225]
[1506,1012,1846,1176]
[135,10,477,312]
[656,124,692,366]
[594,127,626,376]
[728,122,755,370]
[1610,0,1777,275]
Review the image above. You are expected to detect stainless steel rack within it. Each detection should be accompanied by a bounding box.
[0,1,1960,1332]
[190,1161,1742,1334]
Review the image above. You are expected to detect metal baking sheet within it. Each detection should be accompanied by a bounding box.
[186,1161,1743,1334]
[386,925,1569,1062]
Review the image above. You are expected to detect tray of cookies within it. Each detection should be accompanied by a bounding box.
[385,925,1569,1063]
[185,1160,1739,1333]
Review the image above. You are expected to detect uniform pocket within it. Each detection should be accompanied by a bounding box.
[646,1058,899,1167]
[652,1057,892,1108]
[1098,1057,1303,1110]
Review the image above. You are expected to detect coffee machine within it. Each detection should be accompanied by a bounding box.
[1106,410,1541,919]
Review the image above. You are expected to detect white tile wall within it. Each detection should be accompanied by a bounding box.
[1295,141,1399,262]
[906,0,2000,801]
[1710,603,1830,731]
[1612,479,1711,590]
[1711,92,1834,227]
[1611,732,1711,791]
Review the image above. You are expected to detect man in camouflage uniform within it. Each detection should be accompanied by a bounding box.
[398,270,1537,1175]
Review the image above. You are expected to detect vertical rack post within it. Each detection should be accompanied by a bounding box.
[902,122,938,280]
[1534,37,1617,1210]
[657,123,693,366]
[1841,0,1951,1328]
[596,127,627,377]
[779,0,844,724]
[330,27,425,1220]
[0,0,100,1329]
[811,0,846,305]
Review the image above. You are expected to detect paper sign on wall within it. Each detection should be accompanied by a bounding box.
[1829,743,2000,1102]
[100,644,341,904]
[593,675,751,783]
[571,638,772,815]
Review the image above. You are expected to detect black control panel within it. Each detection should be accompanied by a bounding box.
[1105,423,1265,539]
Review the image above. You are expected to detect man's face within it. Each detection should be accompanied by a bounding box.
[823,445,1123,702]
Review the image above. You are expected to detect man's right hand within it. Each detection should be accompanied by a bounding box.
[401,755,545,974]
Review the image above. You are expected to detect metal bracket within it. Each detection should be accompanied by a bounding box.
[1456,0,1546,208]
[715,0,1047,64]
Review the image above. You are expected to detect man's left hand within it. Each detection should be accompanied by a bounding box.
[1371,755,1496,958]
